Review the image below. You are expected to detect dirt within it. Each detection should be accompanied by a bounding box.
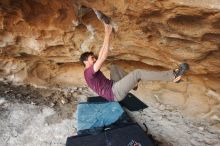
[0,81,82,124]
[0,81,95,146]
[0,81,220,146]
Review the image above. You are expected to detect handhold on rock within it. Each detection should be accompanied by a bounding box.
[93,9,111,24]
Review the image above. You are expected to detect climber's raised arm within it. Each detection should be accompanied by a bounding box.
[93,23,112,72]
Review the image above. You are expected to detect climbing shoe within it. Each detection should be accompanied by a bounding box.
[173,63,189,83]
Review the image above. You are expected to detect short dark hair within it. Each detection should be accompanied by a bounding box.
[79,51,94,66]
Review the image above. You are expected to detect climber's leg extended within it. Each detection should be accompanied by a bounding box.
[110,64,138,90]
[112,69,174,101]
[110,64,127,82]
[112,63,189,101]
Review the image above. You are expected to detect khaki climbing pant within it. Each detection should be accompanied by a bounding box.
[111,65,174,101]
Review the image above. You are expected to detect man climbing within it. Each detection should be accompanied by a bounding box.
[80,21,189,102]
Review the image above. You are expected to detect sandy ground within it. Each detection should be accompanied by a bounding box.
[0,82,220,146]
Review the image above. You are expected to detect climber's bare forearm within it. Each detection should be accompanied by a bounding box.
[93,24,112,72]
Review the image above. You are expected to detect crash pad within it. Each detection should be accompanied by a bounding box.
[87,93,148,111]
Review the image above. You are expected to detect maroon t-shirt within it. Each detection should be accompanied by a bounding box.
[84,65,114,101]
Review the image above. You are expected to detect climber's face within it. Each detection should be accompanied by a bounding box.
[85,55,97,66]
[89,55,97,64]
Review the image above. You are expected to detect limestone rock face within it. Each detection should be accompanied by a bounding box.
[0,0,220,120]
[0,0,220,84]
